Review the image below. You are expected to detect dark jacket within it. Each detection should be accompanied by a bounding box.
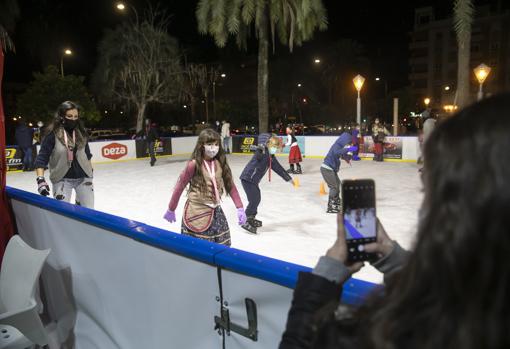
[279,244,410,349]
[147,126,159,143]
[323,132,353,172]
[15,124,34,148]
[240,140,292,184]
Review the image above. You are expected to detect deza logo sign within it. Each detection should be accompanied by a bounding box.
[102,143,128,160]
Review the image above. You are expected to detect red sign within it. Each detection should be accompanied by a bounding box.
[102,143,128,160]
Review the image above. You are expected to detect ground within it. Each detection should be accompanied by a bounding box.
[7,155,423,284]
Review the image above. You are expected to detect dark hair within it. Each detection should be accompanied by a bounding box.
[46,101,87,137]
[356,94,510,349]
[189,129,234,197]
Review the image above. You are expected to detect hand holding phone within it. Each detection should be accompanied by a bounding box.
[342,179,377,262]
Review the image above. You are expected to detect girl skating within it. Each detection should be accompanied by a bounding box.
[163,129,246,246]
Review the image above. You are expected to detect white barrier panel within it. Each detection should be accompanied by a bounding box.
[7,187,376,348]
[172,136,198,155]
[88,140,137,163]
[403,136,421,161]
[304,136,338,158]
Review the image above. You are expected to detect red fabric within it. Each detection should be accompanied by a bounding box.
[374,143,383,155]
[288,145,302,164]
[0,50,15,265]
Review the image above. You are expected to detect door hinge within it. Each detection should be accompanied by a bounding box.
[214,298,258,341]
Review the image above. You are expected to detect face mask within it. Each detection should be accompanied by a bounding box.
[204,145,219,158]
[63,118,78,130]
[269,147,277,155]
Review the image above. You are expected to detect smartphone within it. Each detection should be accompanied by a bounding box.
[342,179,377,262]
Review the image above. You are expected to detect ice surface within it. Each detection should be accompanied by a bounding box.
[7,155,423,284]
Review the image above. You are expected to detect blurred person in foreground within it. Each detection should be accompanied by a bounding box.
[280,94,510,349]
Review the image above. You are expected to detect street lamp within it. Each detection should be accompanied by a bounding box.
[353,74,365,125]
[474,63,491,101]
[297,83,302,87]
[424,97,431,107]
[60,48,72,77]
[314,58,321,64]
[115,1,139,22]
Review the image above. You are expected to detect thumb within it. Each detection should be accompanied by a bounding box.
[336,212,346,241]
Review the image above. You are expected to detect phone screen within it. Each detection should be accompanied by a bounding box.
[342,179,377,261]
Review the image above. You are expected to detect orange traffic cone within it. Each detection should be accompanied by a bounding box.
[319,182,327,195]
[293,177,300,188]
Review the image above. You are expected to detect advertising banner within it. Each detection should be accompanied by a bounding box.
[233,135,258,153]
[89,140,137,163]
[5,146,23,171]
[135,137,172,158]
[359,136,403,159]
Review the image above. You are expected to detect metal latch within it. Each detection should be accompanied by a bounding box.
[214,298,258,341]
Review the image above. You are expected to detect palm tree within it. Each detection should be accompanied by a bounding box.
[454,0,474,108]
[196,0,327,132]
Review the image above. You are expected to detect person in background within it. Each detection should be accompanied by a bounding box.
[284,126,303,174]
[15,120,34,171]
[135,119,159,166]
[351,123,361,161]
[371,118,390,162]
[34,101,94,208]
[163,129,246,246]
[221,120,231,154]
[279,94,510,349]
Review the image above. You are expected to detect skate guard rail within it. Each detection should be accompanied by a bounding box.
[6,186,377,348]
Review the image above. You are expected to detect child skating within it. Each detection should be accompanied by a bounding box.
[240,133,295,234]
[284,126,303,174]
[163,129,246,246]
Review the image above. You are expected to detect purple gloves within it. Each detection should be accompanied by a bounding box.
[36,176,50,196]
[163,209,176,223]
[237,207,247,225]
[346,145,358,152]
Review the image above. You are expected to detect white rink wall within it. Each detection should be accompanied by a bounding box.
[8,188,375,349]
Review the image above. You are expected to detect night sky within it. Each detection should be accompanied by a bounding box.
[3,0,466,85]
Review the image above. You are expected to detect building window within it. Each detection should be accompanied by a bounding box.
[471,44,480,53]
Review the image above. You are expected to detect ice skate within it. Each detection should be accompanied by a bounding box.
[294,165,302,174]
[241,221,258,234]
[326,198,340,213]
[248,215,262,228]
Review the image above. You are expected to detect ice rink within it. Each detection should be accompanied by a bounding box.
[7,154,423,284]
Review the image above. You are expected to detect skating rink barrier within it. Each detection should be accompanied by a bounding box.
[78,135,420,164]
[7,186,376,349]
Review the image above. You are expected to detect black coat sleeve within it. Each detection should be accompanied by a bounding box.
[34,132,55,169]
[279,272,343,349]
[85,143,92,160]
[272,156,292,182]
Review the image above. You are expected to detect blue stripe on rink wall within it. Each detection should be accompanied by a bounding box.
[6,186,377,303]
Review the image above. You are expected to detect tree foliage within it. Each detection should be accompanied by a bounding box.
[0,0,20,51]
[17,65,99,124]
[92,10,182,132]
[196,0,327,132]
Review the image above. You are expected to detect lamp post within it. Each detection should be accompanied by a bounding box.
[115,1,139,22]
[353,74,365,125]
[473,63,491,101]
[424,97,430,107]
[60,49,72,77]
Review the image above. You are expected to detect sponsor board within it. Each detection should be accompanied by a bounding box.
[6,147,23,170]
[101,143,128,160]
[135,137,172,158]
[233,136,258,153]
[359,136,403,159]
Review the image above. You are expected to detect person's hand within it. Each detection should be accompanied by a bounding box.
[163,209,176,223]
[325,213,364,273]
[36,176,50,196]
[236,207,247,225]
[364,218,394,260]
